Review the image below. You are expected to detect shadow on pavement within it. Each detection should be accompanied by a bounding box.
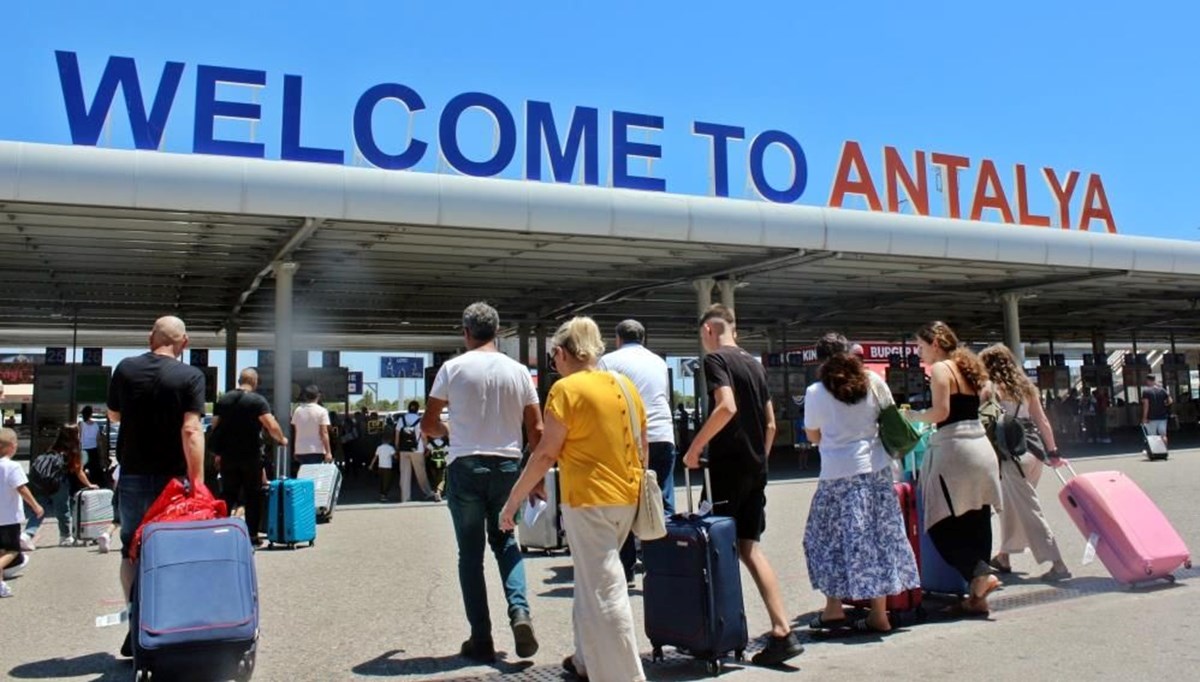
[352,649,534,678]
[9,652,125,681]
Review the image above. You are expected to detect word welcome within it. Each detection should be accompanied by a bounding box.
[54,51,807,202]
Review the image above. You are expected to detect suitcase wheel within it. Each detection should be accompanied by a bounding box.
[235,651,257,681]
[705,659,722,676]
[1186,560,1193,570]
[1166,574,1177,584]
[651,646,664,662]
[734,649,745,662]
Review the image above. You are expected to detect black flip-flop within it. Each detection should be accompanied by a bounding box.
[849,618,893,635]
[808,615,850,630]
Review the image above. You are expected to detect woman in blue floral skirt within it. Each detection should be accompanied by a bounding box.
[803,333,920,634]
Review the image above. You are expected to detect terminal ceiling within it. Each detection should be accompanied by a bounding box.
[3,200,1200,356]
[2,142,1200,355]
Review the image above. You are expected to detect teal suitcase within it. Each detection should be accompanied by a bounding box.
[267,478,316,549]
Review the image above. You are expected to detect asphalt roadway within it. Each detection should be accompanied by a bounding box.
[3,442,1197,682]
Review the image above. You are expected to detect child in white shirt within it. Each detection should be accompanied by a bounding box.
[368,443,396,503]
[1,427,44,597]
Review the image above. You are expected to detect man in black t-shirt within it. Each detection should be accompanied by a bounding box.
[106,316,206,659]
[682,304,802,665]
[211,368,287,545]
[1141,374,1174,447]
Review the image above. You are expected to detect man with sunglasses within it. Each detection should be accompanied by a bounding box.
[422,302,545,663]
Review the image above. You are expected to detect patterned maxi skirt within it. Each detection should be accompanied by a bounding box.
[803,468,921,600]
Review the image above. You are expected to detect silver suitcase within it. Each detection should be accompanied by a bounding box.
[518,467,567,553]
[74,488,114,543]
[298,463,342,523]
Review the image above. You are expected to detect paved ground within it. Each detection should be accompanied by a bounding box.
[2,439,1197,681]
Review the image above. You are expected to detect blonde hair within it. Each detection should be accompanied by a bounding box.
[552,316,606,364]
[979,344,1037,403]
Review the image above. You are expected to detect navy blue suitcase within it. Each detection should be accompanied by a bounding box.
[916,485,970,596]
[267,478,317,549]
[642,468,748,675]
[132,517,258,681]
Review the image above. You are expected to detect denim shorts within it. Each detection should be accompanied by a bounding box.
[117,474,173,559]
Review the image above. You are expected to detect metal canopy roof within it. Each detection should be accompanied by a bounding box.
[2,141,1199,355]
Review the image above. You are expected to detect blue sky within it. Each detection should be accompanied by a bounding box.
[3,2,1197,236]
[3,3,1198,395]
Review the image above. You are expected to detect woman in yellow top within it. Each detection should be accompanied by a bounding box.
[501,316,648,682]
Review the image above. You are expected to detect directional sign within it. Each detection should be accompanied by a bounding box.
[381,356,425,379]
[348,371,364,395]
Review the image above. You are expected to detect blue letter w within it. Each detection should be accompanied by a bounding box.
[56,50,185,150]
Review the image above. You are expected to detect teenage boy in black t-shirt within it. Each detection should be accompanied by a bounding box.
[683,304,803,665]
[212,368,287,545]
[106,316,206,658]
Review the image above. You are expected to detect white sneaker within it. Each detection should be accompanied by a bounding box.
[59,536,77,547]
[97,533,111,554]
[19,533,35,552]
[2,555,29,580]
[0,581,11,598]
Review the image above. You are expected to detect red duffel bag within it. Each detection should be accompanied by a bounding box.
[130,478,228,560]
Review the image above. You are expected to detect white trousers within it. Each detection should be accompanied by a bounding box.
[998,454,1064,564]
[399,450,433,502]
[561,504,645,682]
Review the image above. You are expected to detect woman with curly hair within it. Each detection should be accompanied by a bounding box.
[979,344,1071,582]
[23,424,98,548]
[904,322,1002,615]
[803,333,920,634]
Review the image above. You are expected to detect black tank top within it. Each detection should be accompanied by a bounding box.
[937,361,980,428]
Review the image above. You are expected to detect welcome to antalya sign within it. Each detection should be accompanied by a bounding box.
[51,51,1117,233]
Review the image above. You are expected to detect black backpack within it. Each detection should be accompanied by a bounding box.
[30,451,66,494]
[397,414,420,452]
[980,396,1028,461]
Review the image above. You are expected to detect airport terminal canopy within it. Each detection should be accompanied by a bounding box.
[2,140,1200,355]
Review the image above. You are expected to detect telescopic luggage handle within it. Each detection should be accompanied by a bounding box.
[275,445,288,480]
[1051,457,1079,486]
[682,458,713,516]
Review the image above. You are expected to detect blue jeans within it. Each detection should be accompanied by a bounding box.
[117,474,173,559]
[25,479,71,539]
[620,441,677,575]
[446,456,529,641]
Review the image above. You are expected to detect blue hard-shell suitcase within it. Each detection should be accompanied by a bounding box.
[267,478,317,549]
[642,468,748,675]
[132,517,258,681]
[916,485,970,596]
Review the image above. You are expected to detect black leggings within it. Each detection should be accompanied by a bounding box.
[928,506,993,582]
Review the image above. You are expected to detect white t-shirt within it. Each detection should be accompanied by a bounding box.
[0,457,29,525]
[598,343,675,445]
[291,402,331,455]
[429,350,539,463]
[804,372,892,480]
[80,420,101,449]
[375,444,396,469]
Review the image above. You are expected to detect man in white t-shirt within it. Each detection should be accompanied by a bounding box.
[421,302,544,663]
[291,385,332,472]
[598,319,678,583]
[1,427,44,597]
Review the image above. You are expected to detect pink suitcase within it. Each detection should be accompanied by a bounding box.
[1055,461,1191,585]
